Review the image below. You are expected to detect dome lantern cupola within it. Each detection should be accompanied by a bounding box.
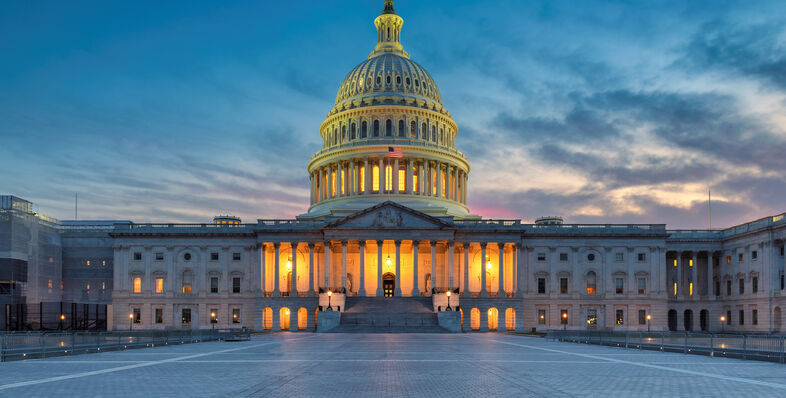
[370,0,409,59]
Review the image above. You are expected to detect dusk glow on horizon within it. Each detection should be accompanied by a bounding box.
[1,0,785,228]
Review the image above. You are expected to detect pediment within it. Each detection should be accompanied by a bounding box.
[323,201,453,230]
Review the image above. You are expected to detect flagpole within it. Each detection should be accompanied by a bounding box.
[708,188,711,230]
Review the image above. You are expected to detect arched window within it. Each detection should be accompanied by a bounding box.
[505,308,516,330]
[373,120,380,137]
[385,119,392,136]
[362,121,368,138]
[297,307,308,330]
[422,123,427,139]
[410,121,417,138]
[440,129,444,145]
[386,75,391,85]
[279,307,290,329]
[350,123,356,140]
[342,126,347,143]
[431,125,436,142]
[396,75,401,85]
[586,271,597,295]
[262,307,273,330]
[470,308,480,331]
[406,76,410,86]
[398,120,405,137]
[488,308,499,331]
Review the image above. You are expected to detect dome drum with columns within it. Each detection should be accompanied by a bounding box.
[302,1,478,220]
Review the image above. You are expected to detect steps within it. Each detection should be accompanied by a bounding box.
[329,297,449,333]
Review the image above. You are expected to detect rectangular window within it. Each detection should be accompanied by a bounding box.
[232,308,241,324]
[726,256,731,264]
[537,253,546,262]
[359,165,365,193]
[559,253,568,262]
[133,277,142,293]
[781,274,784,290]
[210,277,219,293]
[372,165,379,192]
[726,310,732,325]
[331,170,336,196]
[637,278,646,294]
[615,252,624,262]
[210,252,219,261]
[673,259,677,267]
[738,253,744,262]
[752,309,758,325]
[182,309,191,325]
[385,164,393,191]
[689,282,693,296]
[587,310,597,327]
[739,310,744,325]
[232,252,241,261]
[752,250,758,260]
[233,277,241,293]
[559,278,568,294]
[560,309,568,325]
[155,252,164,261]
[752,277,758,293]
[155,308,163,324]
[616,310,624,325]
[538,309,546,325]
[726,280,732,296]
[155,278,164,293]
[615,278,624,294]
[715,281,720,297]
[673,281,677,296]
[182,282,192,294]
[210,309,218,324]
[341,169,346,195]
[133,252,142,261]
[739,278,744,295]
[537,278,546,294]
[411,166,417,193]
[638,310,646,325]
[399,168,406,192]
[637,253,646,262]
[133,308,141,324]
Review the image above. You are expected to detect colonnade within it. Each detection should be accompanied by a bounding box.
[669,250,717,300]
[309,157,467,206]
[259,240,521,298]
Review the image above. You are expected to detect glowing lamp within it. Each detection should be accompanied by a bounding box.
[327,290,332,297]
[286,258,292,269]
[646,315,651,321]
[446,291,451,297]
[129,314,133,319]
[386,256,391,267]
[562,313,567,319]
[60,314,66,321]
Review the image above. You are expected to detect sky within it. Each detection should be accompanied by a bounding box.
[1,0,785,228]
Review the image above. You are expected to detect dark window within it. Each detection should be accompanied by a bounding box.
[715,280,720,296]
[753,277,758,293]
[210,252,219,261]
[726,310,732,325]
[233,277,241,293]
[184,252,191,261]
[155,308,163,324]
[133,308,141,324]
[341,126,347,142]
[752,250,758,259]
[376,76,381,85]
[431,125,436,141]
[385,119,392,136]
[587,253,595,262]
[638,310,646,325]
[559,253,568,262]
[386,75,391,85]
[559,278,568,294]
[538,309,546,324]
[373,120,380,136]
[410,121,417,138]
[405,76,410,85]
[155,252,164,261]
[615,278,624,294]
[638,253,646,262]
[398,120,405,137]
[616,310,624,325]
[210,277,219,293]
[232,252,241,261]
[738,253,744,262]
[421,123,427,139]
[739,278,744,295]
[232,308,241,324]
[781,274,784,290]
[362,121,368,138]
[739,310,744,325]
[726,280,732,296]
[752,309,758,325]
[537,253,546,261]
[133,252,142,261]
[351,123,356,139]
[396,75,401,85]
[182,309,192,325]
[537,278,546,294]
[638,278,646,294]
[615,252,624,262]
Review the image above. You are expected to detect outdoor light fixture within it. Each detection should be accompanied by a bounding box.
[286,257,292,269]
[327,290,333,311]
[129,313,133,332]
[562,312,568,330]
[211,312,216,329]
[386,256,391,268]
[446,290,452,311]
[646,314,651,332]
[720,315,726,332]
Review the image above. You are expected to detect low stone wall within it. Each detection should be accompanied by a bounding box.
[317,311,341,332]
[438,311,461,333]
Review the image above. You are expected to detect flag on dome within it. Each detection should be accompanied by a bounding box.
[388,147,403,158]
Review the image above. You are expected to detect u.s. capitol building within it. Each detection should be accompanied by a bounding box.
[2,1,785,334]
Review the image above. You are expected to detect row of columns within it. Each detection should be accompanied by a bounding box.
[309,157,467,205]
[260,241,521,298]
[671,250,714,300]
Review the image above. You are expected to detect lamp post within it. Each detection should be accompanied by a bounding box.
[646,314,651,332]
[129,313,133,332]
[720,315,726,332]
[59,314,65,331]
[327,290,333,311]
[562,312,568,331]
[211,312,216,330]
[446,291,452,311]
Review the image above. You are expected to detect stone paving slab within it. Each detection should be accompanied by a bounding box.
[1,333,785,397]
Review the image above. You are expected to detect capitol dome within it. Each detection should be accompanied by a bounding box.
[301,0,477,220]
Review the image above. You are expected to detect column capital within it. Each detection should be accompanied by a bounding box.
[480,242,488,248]
[376,239,384,245]
[358,239,366,247]
[412,239,420,246]
[394,240,402,245]
[306,242,314,249]
[272,242,280,249]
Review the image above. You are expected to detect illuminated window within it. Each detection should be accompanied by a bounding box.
[133,277,142,293]
[412,166,418,192]
[674,281,678,296]
[372,165,380,191]
[689,259,693,267]
[586,271,596,294]
[210,309,218,324]
[470,308,480,330]
[616,309,624,325]
[441,171,446,197]
[133,308,141,324]
[689,282,693,296]
[86,260,91,266]
[431,169,437,195]
[738,253,744,262]
[560,309,568,325]
[359,166,365,192]
[155,278,164,293]
[331,171,336,197]
[726,256,731,264]
[398,168,405,192]
[538,309,546,324]
[341,169,346,195]
[233,308,242,324]
[673,259,677,267]
[638,278,646,294]
[385,164,392,191]
[587,309,597,327]
[182,308,191,325]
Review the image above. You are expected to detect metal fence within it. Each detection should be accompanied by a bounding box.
[0,329,251,362]
[547,330,786,363]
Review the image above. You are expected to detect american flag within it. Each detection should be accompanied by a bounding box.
[388,147,403,158]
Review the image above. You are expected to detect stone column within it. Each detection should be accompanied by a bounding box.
[675,253,681,298]
[376,240,384,296]
[418,161,425,195]
[308,243,315,297]
[273,243,280,297]
[405,159,413,194]
[393,158,400,194]
[349,160,355,196]
[395,240,402,296]
[341,241,348,293]
[498,243,505,297]
[691,252,698,299]
[462,243,470,297]
[706,250,714,297]
[358,241,367,297]
[436,162,443,198]
[260,243,266,296]
[291,242,298,296]
[363,158,370,195]
[448,242,455,290]
[412,240,420,296]
[480,242,488,297]
[430,241,437,295]
[453,167,459,201]
[324,241,331,290]
[317,169,323,201]
[517,245,526,296]
[378,158,384,194]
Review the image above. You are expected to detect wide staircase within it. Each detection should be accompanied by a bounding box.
[331,297,449,333]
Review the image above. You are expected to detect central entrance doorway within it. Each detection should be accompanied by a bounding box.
[382,273,395,297]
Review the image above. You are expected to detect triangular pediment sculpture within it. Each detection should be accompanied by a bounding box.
[323,201,453,230]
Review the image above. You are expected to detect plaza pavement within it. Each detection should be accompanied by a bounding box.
[1,333,785,397]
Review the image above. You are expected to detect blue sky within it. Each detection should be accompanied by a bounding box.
[1,0,785,228]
